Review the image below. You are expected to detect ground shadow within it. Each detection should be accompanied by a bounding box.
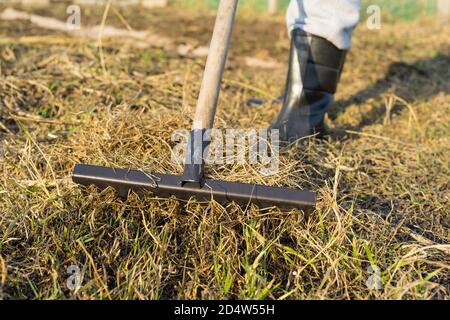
[329,52,450,132]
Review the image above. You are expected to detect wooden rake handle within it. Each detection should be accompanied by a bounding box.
[192,0,239,130]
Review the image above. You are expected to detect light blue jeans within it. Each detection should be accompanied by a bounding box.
[286,0,361,50]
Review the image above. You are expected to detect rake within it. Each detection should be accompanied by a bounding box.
[72,0,316,211]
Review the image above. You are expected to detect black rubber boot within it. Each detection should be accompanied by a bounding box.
[270,29,347,143]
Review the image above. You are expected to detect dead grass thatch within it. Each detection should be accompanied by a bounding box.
[0,2,449,299]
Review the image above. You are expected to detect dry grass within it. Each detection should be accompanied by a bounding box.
[0,3,449,299]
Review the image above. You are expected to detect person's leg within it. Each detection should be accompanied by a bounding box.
[271,0,360,142]
[286,0,361,50]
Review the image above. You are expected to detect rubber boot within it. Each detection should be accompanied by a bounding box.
[270,29,347,143]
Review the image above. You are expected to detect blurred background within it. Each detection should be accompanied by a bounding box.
[1,0,448,19]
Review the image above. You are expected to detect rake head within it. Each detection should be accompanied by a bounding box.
[72,164,316,211]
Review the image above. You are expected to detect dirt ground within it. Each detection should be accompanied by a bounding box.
[0,3,449,299]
